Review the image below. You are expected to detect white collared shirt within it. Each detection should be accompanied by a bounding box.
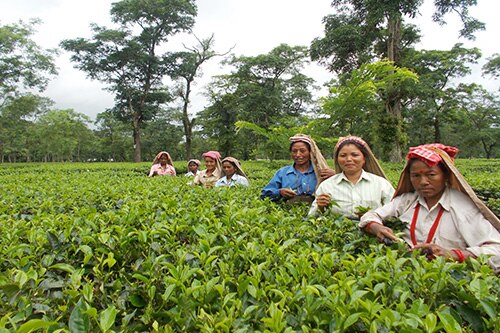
[215,174,250,187]
[308,170,395,219]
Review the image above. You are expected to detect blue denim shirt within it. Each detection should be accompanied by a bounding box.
[260,163,317,201]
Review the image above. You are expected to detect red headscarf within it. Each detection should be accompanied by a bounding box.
[406,143,459,167]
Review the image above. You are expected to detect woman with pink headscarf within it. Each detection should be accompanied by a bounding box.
[193,151,223,188]
[360,143,500,271]
[149,151,176,177]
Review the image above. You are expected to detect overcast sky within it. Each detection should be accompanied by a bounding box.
[1,0,498,122]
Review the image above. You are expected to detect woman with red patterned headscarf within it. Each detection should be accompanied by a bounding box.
[360,143,500,271]
[193,151,223,188]
[149,151,176,177]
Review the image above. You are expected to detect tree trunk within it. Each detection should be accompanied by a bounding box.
[433,115,441,143]
[133,113,141,162]
[183,80,193,160]
[384,14,403,162]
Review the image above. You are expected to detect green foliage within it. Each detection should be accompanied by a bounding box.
[0,160,498,331]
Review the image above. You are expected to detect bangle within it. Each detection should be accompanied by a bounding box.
[365,222,378,233]
[451,249,465,263]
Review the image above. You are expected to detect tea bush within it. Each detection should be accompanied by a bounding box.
[0,160,498,332]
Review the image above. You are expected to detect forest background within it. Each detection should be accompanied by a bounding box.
[0,0,499,163]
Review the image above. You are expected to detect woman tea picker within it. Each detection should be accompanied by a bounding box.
[149,151,176,177]
[260,134,334,204]
[193,151,223,188]
[308,135,394,219]
[360,143,500,272]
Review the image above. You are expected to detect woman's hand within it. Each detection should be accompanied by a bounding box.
[280,188,296,199]
[413,243,473,262]
[316,193,331,208]
[319,168,335,181]
[365,222,397,243]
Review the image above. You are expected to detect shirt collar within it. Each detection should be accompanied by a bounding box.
[337,169,369,184]
[416,186,451,212]
[286,163,314,175]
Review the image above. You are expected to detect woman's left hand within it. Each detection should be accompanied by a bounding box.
[413,243,451,260]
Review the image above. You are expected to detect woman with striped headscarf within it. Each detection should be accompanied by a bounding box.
[260,134,334,203]
[215,157,250,187]
[360,143,500,271]
[308,136,394,219]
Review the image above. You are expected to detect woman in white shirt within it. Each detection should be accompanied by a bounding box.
[215,157,250,187]
[308,136,394,219]
[360,143,500,271]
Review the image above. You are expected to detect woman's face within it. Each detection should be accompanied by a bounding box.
[290,142,310,167]
[222,161,236,177]
[159,154,168,165]
[188,162,198,173]
[337,144,365,175]
[409,160,447,203]
[204,157,216,171]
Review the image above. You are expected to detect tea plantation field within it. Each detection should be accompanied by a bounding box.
[0,160,499,332]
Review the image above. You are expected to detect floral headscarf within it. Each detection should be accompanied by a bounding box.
[334,135,388,179]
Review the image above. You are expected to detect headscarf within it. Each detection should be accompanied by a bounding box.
[202,151,221,160]
[187,159,201,167]
[221,156,247,178]
[201,150,223,178]
[152,151,173,166]
[334,136,388,179]
[394,143,500,231]
[289,134,331,188]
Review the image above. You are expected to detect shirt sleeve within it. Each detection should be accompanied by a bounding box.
[308,181,328,216]
[170,166,176,176]
[260,169,284,200]
[359,195,403,229]
[381,179,396,205]
[451,201,500,258]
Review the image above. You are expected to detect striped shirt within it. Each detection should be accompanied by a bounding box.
[308,170,394,219]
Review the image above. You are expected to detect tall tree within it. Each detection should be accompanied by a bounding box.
[199,44,316,158]
[61,0,197,162]
[453,84,499,158]
[167,35,230,159]
[404,43,481,143]
[311,0,484,161]
[0,19,57,104]
[33,109,93,162]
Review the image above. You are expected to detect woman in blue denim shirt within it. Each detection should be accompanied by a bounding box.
[260,134,334,204]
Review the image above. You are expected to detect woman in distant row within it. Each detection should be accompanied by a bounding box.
[149,151,176,177]
[185,159,200,177]
[193,151,223,188]
[215,157,250,187]
[309,136,394,219]
[260,134,334,204]
[360,143,500,271]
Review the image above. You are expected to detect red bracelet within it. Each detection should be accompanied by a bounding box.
[451,249,465,263]
[365,222,378,233]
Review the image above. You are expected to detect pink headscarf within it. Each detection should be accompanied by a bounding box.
[152,151,173,165]
[406,143,459,167]
[202,151,221,160]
